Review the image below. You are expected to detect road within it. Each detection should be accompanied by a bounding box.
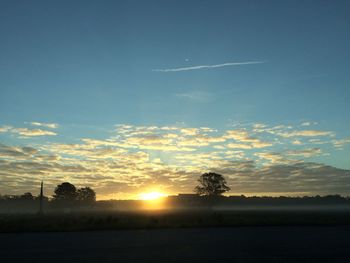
[1,226,350,262]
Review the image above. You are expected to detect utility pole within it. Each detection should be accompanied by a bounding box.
[39,181,44,214]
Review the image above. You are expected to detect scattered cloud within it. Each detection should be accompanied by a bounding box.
[255,148,323,164]
[1,122,350,199]
[153,61,264,72]
[292,140,303,145]
[175,91,213,102]
[286,148,323,158]
[12,128,57,137]
[30,122,59,129]
[227,143,254,149]
[0,125,57,137]
[0,144,38,159]
[255,152,289,164]
[2,140,349,198]
[274,130,335,138]
[332,138,350,149]
[0,126,13,133]
[301,121,318,126]
[180,128,199,136]
[224,129,273,148]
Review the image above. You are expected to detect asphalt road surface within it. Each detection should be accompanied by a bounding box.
[1,226,350,263]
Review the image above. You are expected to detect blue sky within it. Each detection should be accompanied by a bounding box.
[0,1,350,199]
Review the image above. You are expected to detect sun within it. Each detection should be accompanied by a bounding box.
[139,191,167,200]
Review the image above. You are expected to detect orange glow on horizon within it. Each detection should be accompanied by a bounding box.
[138,191,167,200]
[138,191,168,210]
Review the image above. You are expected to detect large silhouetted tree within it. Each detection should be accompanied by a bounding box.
[53,182,77,202]
[76,187,96,203]
[194,172,230,196]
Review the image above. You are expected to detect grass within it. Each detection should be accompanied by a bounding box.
[1,209,350,233]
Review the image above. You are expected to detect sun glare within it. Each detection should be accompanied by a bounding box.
[139,192,166,200]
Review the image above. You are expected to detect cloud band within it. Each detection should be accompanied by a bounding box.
[153,61,265,72]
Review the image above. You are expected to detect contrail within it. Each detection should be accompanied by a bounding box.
[153,61,265,72]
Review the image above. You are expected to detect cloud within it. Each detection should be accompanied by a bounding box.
[213,145,226,150]
[113,125,273,150]
[0,142,195,198]
[308,139,328,145]
[292,140,303,145]
[204,159,350,195]
[180,128,199,136]
[1,138,350,199]
[30,122,58,129]
[12,128,57,137]
[175,91,213,102]
[275,130,334,138]
[123,135,196,152]
[285,148,323,158]
[0,144,38,159]
[153,61,264,72]
[114,126,226,150]
[301,121,318,126]
[227,143,254,149]
[255,148,323,164]
[0,126,13,133]
[46,142,128,159]
[0,125,57,137]
[224,130,273,148]
[255,152,289,164]
[225,130,258,142]
[1,122,349,199]
[332,138,350,149]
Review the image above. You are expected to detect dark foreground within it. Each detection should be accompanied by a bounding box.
[1,226,350,263]
[2,209,350,232]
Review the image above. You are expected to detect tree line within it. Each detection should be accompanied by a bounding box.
[0,182,96,204]
[1,173,349,207]
[0,173,227,203]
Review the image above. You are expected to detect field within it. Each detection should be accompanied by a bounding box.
[1,209,350,262]
[1,209,350,232]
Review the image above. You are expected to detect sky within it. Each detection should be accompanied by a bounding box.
[0,0,350,199]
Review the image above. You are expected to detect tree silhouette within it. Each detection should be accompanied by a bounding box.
[20,192,34,200]
[77,187,96,203]
[53,182,77,202]
[194,172,230,196]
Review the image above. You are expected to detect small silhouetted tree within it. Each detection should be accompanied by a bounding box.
[76,187,96,203]
[194,172,230,196]
[53,182,77,202]
[20,192,34,200]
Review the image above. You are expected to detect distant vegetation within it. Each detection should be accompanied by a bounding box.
[0,182,96,213]
[1,174,350,214]
[52,182,96,206]
[2,175,350,232]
